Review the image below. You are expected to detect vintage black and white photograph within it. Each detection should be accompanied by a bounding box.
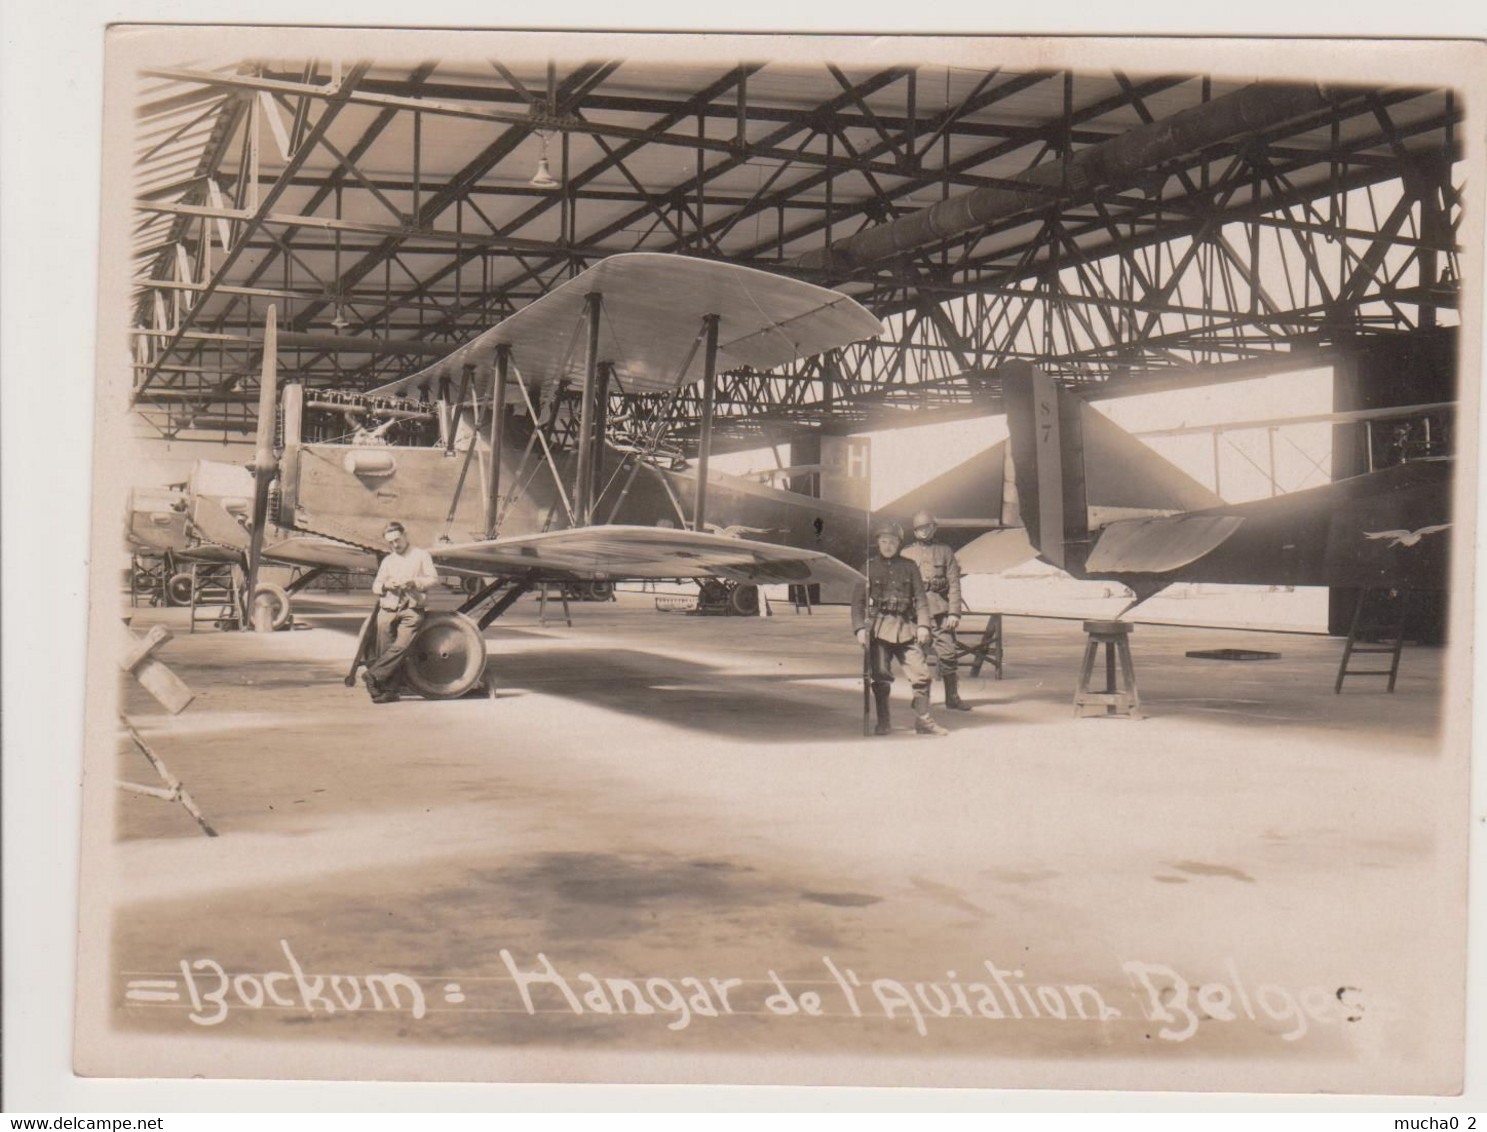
[70,26,1481,1092]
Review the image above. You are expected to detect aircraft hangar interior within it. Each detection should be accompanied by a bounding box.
[96,38,1473,1088]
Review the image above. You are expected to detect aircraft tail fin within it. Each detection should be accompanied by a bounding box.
[880,439,1011,534]
[1002,363,1091,573]
[1002,363,1222,574]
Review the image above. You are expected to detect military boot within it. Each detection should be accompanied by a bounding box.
[913,687,949,736]
[872,685,893,736]
[943,672,972,711]
[361,670,399,705]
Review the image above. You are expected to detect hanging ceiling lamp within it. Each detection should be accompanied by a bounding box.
[529,132,560,190]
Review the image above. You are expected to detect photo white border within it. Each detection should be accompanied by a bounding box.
[4,0,1486,1114]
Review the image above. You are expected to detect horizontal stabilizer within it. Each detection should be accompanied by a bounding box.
[1085,514,1246,574]
[955,526,1037,575]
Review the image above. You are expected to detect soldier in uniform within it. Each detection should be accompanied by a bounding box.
[901,509,973,711]
[851,520,950,737]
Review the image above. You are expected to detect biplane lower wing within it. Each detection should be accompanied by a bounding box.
[261,536,377,575]
[431,525,866,588]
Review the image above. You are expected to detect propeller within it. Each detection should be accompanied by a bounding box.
[243,305,279,631]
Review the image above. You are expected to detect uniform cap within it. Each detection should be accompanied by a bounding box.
[911,509,937,530]
[872,519,904,539]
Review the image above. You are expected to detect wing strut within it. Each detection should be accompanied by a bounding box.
[572,291,603,524]
[590,362,613,513]
[691,312,721,533]
[483,345,510,538]
[602,325,704,524]
[512,371,576,526]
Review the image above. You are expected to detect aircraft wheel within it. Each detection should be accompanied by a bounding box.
[698,579,728,609]
[251,582,293,631]
[166,572,194,606]
[584,580,614,602]
[461,575,484,596]
[403,611,487,699]
[728,583,760,617]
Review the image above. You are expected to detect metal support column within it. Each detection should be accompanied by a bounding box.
[484,346,509,538]
[691,313,721,533]
[573,292,602,525]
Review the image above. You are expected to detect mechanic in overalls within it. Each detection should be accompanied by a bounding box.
[900,509,973,711]
[850,520,949,737]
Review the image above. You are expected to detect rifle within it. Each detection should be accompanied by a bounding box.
[861,507,872,737]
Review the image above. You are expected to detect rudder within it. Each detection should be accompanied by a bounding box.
[1002,362,1090,573]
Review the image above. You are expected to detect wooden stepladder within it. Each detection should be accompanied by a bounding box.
[1335,588,1409,693]
[188,561,243,632]
[129,553,166,607]
[118,621,216,836]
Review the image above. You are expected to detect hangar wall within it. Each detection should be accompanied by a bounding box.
[1330,327,1458,635]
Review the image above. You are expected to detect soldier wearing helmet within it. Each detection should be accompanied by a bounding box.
[849,519,949,737]
[900,509,972,711]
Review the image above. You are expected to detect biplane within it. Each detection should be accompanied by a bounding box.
[168,460,384,626]
[126,485,197,604]
[232,253,884,697]
[127,461,382,617]
[999,361,1453,609]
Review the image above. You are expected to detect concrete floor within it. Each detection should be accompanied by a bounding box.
[104,588,1463,1089]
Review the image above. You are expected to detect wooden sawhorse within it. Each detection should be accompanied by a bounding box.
[538,583,573,627]
[1074,620,1142,719]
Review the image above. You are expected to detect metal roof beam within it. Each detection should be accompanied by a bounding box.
[134,62,372,393]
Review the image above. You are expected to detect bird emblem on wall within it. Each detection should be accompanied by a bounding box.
[1362,524,1451,548]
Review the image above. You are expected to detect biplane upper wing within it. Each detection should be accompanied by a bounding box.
[369,253,883,398]
[431,525,865,588]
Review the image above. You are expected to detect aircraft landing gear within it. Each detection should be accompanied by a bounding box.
[344,609,490,699]
[166,572,194,606]
[401,611,488,699]
[728,583,759,617]
[697,579,759,616]
[249,581,294,632]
